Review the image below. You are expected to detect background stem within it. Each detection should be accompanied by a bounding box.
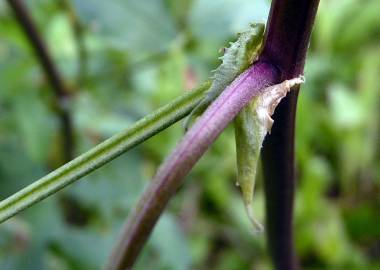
[7,0,75,162]
[259,1,320,269]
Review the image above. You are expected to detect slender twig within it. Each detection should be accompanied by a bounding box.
[0,83,210,223]
[106,62,280,270]
[7,0,75,162]
[59,0,87,87]
[259,1,320,269]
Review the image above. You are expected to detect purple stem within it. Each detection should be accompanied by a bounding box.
[107,62,280,270]
[259,1,320,269]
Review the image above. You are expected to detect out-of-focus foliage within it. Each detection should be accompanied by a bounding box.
[0,0,380,269]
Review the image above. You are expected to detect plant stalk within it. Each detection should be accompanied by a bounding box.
[106,61,280,270]
[259,1,320,269]
[0,83,210,223]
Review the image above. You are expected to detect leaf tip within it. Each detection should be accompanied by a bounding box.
[244,202,264,234]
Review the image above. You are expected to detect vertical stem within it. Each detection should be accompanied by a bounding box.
[7,0,75,162]
[259,1,320,269]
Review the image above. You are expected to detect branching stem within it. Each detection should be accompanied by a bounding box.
[106,62,280,270]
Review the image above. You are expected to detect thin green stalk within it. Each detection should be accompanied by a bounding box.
[0,82,210,223]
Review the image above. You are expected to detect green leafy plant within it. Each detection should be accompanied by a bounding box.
[4,0,357,269]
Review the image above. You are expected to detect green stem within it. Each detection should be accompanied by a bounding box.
[0,82,210,223]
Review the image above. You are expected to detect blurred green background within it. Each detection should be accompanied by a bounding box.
[1,0,380,269]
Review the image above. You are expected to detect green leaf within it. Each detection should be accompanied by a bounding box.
[189,0,269,42]
[72,0,177,56]
[328,84,364,129]
[13,91,57,163]
[150,214,191,270]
